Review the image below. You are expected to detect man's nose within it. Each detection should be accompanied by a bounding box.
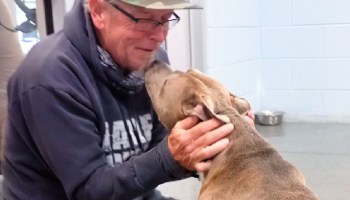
[150,25,168,42]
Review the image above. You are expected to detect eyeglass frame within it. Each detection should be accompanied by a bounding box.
[108,1,181,32]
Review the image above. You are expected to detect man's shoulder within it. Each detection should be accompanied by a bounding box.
[9,33,92,97]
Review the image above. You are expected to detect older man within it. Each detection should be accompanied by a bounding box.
[2,0,251,199]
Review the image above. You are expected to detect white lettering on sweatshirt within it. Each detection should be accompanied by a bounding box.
[102,114,153,165]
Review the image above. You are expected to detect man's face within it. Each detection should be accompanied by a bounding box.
[92,1,173,72]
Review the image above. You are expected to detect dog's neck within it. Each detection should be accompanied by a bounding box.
[205,108,275,176]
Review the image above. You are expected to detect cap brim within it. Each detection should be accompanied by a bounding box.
[121,0,202,10]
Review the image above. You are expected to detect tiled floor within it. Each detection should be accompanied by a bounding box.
[157,122,350,200]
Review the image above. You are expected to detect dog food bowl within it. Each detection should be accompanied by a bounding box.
[255,110,285,126]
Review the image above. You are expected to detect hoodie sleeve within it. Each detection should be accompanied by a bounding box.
[16,85,189,200]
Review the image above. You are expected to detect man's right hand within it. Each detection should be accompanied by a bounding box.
[167,116,234,172]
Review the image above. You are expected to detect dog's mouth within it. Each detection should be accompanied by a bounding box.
[143,60,160,73]
[144,60,173,73]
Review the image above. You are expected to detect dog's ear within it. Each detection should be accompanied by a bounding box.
[182,95,230,123]
[229,94,251,115]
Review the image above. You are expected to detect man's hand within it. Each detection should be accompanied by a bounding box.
[168,116,234,172]
[245,110,255,128]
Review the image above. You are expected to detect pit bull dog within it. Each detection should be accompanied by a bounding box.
[144,60,318,200]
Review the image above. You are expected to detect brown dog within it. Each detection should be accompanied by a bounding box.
[144,60,318,200]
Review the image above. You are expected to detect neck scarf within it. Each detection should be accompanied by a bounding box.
[97,45,144,95]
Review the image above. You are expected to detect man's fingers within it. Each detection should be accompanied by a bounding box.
[246,110,255,120]
[173,116,199,130]
[195,160,212,172]
[188,118,226,139]
[192,123,233,149]
[169,117,233,172]
[195,137,230,172]
[196,138,230,165]
[244,111,256,128]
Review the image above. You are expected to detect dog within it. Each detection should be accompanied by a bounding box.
[144,60,318,200]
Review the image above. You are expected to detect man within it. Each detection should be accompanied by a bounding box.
[3,0,253,199]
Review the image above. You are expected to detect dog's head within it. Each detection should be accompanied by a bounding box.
[144,60,251,130]
[145,60,210,129]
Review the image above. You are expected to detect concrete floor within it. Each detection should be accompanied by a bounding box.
[157,122,350,200]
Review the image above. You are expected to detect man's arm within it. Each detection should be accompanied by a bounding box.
[16,86,189,200]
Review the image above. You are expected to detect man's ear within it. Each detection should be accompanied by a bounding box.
[89,0,105,29]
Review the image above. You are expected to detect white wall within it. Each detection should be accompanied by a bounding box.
[200,0,350,123]
[51,0,75,32]
[166,10,192,72]
[202,0,261,111]
[260,0,350,122]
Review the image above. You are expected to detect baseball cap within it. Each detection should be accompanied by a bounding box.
[119,0,202,9]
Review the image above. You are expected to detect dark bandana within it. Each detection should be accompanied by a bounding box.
[97,45,144,95]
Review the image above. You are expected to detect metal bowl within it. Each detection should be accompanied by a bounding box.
[255,110,285,126]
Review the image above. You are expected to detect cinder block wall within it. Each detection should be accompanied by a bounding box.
[203,0,350,122]
[204,0,261,112]
[260,0,350,122]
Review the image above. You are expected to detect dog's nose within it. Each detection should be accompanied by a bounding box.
[150,59,162,67]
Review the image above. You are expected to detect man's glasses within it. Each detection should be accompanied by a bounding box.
[109,2,180,33]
